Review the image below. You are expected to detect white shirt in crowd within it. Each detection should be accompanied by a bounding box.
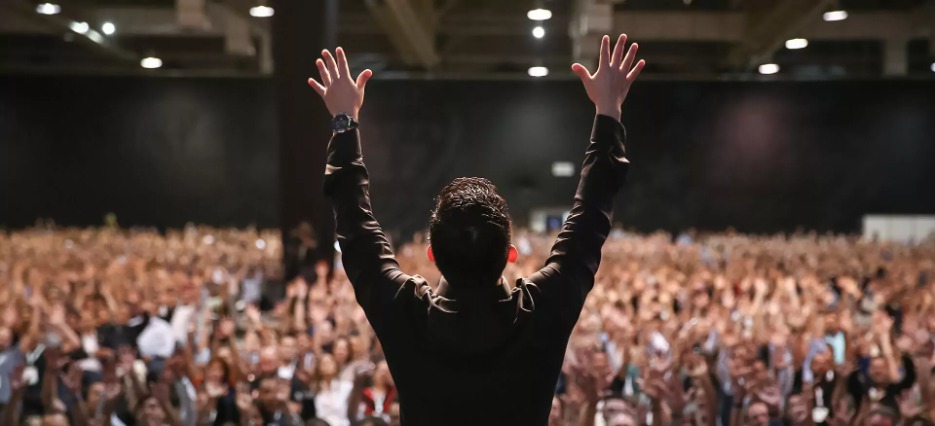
[315,379,354,426]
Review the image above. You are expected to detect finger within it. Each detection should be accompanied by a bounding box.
[336,46,352,79]
[315,58,332,87]
[611,34,627,66]
[620,42,639,73]
[322,49,340,79]
[627,59,646,82]
[356,69,373,90]
[599,35,611,69]
[571,63,592,83]
[307,78,326,97]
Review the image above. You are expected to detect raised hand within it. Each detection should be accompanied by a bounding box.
[307,47,373,118]
[897,390,923,419]
[61,363,83,394]
[755,384,783,412]
[572,34,646,121]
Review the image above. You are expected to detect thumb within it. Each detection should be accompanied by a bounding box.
[571,63,591,84]
[356,69,373,90]
[307,78,325,97]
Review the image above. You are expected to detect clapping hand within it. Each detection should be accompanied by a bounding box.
[572,34,645,121]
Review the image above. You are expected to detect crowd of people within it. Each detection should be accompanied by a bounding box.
[0,223,933,426]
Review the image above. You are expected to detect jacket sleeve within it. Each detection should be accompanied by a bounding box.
[323,129,409,331]
[527,114,629,331]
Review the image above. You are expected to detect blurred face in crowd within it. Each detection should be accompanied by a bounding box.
[333,337,350,365]
[41,414,69,426]
[280,336,297,363]
[79,314,97,333]
[592,351,612,379]
[812,350,833,378]
[296,333,311,353]
[787,394,809,424]
[242,405,264,425]
[259,347,279,374]
[752,360,768,384]
[86,382,104,410]
[317,354,338,379]
[602,397,632,423]
[207,359,228,385]
[256,377,280,410]
[606,412,636,426]
[139,396,167,425]
[869,357,889,384]
[747,402,769,426]
[349,334,367,359]
[868,412,895,426]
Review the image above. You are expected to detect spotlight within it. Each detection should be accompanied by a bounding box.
[527,8,552,21]
[36,3,61,15]
[785,38,808,50]
[822,10,848,21]
[532,26,545,39]
[249,5,274,17]
[758,63,780,75]
[141,56,163,69]
[69,21,89,34]
[528,66,549,77]
[102,22,116,35]
[931,62,935,73]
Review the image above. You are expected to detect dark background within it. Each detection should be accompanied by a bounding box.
[2,75,934,235]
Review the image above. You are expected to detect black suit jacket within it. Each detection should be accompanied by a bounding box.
[323,115,629,426]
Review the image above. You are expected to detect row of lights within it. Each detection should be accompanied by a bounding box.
[35,2,273,70]
[527,8,551,77]
[758,8,847,75]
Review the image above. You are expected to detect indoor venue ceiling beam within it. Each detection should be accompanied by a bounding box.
[364,0,440,69]
[724,0,835,69]
[4,0,137,62]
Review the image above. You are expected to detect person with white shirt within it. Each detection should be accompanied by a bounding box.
[313,354,353,426]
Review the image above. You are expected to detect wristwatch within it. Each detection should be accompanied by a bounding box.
[331,113,358,133]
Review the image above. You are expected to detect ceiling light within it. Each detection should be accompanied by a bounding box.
[249,5,274,17]
[102,22,116,35]
[551,161,575,177]
[69,21,89,34]
[527,8,552,21]
[141,56,163,69]
[758,63,780,75]
[930,62,935,73]
[532,26,545,39]
[785,38,808,50]
[36,3,61,15]
[528,66,549,77]
[822,10,848,21]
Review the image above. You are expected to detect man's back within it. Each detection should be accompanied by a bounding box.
[312,36,643,425]
[324,115,627,426]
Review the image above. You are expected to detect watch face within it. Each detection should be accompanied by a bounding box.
[333,115,350,131]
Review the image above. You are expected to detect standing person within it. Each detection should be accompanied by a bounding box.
[307,33,645,425]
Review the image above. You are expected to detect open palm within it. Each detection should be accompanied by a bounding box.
[572,34,646,120]
[308,47,373,118]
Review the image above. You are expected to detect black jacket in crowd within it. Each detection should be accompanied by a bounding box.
[323,114,629,425]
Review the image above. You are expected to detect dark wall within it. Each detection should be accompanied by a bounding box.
[2,75,934,234]
[0,76,278,229]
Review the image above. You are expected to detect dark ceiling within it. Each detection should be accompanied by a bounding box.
[0,0,933,79]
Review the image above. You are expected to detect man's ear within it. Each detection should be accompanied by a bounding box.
[426,245,435,263]
[507,245,518,263]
